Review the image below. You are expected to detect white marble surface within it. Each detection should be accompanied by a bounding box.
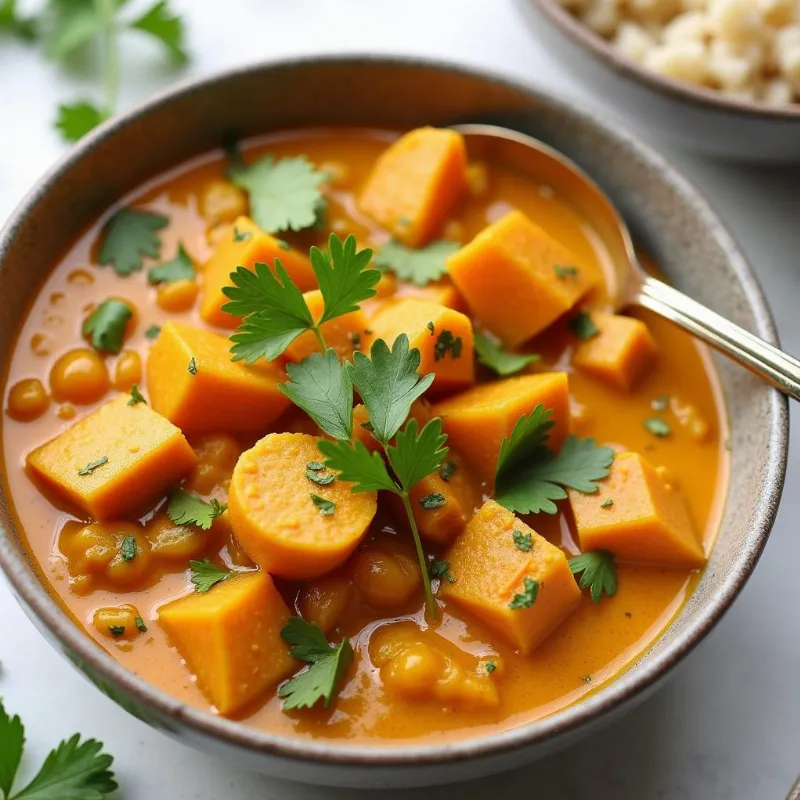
[2,1,799,797]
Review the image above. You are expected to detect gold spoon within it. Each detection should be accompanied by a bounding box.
[455,123,800,400]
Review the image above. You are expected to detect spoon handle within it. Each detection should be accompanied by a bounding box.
[635,275,800,401]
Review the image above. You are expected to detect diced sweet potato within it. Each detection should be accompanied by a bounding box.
[158,571,295,715]
[228,433,377,580]
[573,313,658,391]
[284,289,369,363]
[200,215,316,328]
[441,500,581,654]
[359,127,468,247]
[433,373,570,481]
[395,277,466,312]
[569,451,705,567]
[147,321,289,435]
[366,298,474,395]
[27,395,196,520]
[447,210,596,346]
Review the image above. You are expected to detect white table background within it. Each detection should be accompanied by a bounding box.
[2,1,799,797]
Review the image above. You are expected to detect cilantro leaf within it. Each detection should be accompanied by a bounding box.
[144,324,161,340]
[569,551,617,603]
[568,310,600,341]
[317,439,398,494]
[509,576,539,610]
[643,417,671,437]
[310,494,335,516]
[279,618,354,710]
[438,459,456,482]
[433,330,462,362]
[0,0,37,41]
[147,242,194,284]
[229,154,328,234]
[82,299,132,354]
[55,101,105,143]
[167,489,227,530]
[474,331,540,377]
[348,335,434,446]
[127,384,146,406]
[512,529,533,552]
[420,492,446,509]
[43,0,105,60]
[119,535,137,562]
[189,558,231,593]
[98,208,168,276]
[495,406,614,515]
[0,700,24,798]
[386,418,448,491]
[430,559,455,583]
[311,234,379,324]
[129,1,188,65]
[78,456,108,476]
[224,261,314,362]
[280,350,353,441]
[375,239,458,287]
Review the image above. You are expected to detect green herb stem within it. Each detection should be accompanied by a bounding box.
[311,325,329,353]
[95,0,119,116]
[400,492,437,619]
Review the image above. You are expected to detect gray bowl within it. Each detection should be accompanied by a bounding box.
[518,0,800,162]
[0,55,788,788]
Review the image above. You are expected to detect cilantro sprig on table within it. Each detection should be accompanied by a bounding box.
[375,239,459,286]
[0,698,117,800]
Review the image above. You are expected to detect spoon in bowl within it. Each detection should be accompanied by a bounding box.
[454,123,800,401]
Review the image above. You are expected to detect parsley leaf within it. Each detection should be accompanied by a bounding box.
[108,625,125,638]
[310,494,335,516]
[120,535,137,562]
[54,101,105,142]
[280,349,353,440]
[569,551,617,603]
[439,459,456,482]
[601,498,614,508]
[189,558,231,593]
[434,330,462,362]
[568,310,600,341]
[509,576,539,609]
[127,384,147,406]
[311,234,379,323]
[43,0,106,60]
[144,324,161,340]
[474,331,540,377]
[78,456,108,476]
[317,439,398,494]
[147,242,194,284]
[644,417,671,437]
[420,492,446,510]
[554,264,579,278]
[306,469,334,486]
[375,239,459,287]
[0,700,24,798]
[278,618,354,710]
[82,299,131,354]
[167,489,227,530]
[135,616,148,632]
[348,335,434,446]
[129,0,188,65]
[187,357,197,375]
[387,418,448,492]
[430,559,455,583]
[229,154,328,234]
[512,529,533,552]
[98,208,168,276]
[495,406,614,515]
[0,0,36,41]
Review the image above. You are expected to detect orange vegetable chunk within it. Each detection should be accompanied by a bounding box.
[228,433,378,580]
[284,289,369,363]
[441,500,581,654]
[395,277,466,312]
[573,313,658,391]
[366,298,474,395]
[447,210,596,346]
[158,571,295,715]
[433,373,570,481]
[199,215,316,328]
[147,321,289,436]
[569,451,705,567]
[359,127,468,247]
[26,394,196,520]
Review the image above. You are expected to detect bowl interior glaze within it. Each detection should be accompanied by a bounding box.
[0,56,788,788]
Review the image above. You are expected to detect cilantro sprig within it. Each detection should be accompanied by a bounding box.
[375,239,459,286]
[82,299,132,354]
[569,551,618,603]
[0,698,117,800]
[189,558,231,593]
[167,490,227,530]
[98,208,168,277]
[147,242,195,284]
[474,331,540,377]
[495,405,614,515]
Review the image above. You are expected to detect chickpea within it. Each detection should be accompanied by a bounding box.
[6,378,49,421]
[146,513,208,563]
[351,547,421,610]
[157,279,199,313]
[382,643,444,698]
[93,604,143,641]
[49,348,110,404]
[113,350,142,391]
[200,179,248,225]
[466,162,489,198]
[299,572,353,634]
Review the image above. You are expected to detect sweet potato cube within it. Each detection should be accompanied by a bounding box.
[147,321,289,435]
[442,500,581,654]
[573,313,658,391]
[366,298,474,395]
[396,277,466,312]
[434,373,570,481]
[569,451,705,567]
[27,395,196,520]
[285,289,369,363]
[359,127,468,247]
[158,571,295,715]
[200,215,316,329]
[447,210,596,346]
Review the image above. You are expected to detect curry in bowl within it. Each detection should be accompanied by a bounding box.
[1,126,728,743]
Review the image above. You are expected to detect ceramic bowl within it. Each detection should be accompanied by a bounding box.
[517,0,800,162]
[0,55,788,788]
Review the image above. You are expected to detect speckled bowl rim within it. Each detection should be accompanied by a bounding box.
[0,54,789,769]
[524,0,800,120]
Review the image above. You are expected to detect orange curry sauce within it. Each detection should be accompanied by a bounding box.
[1,128,728,743]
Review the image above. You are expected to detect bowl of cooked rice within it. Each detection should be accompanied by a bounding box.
[517,0,800,160]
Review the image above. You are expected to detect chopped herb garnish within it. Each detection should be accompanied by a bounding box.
[474,331,539,377]
[375,239,459,287]
[188,357,198,375]
[579,674,592,684]
[569,551,617,603]
[430,559,455,583]
[350,331,362,351]
[485,660,497,674]
[277,239,291,251]
[311,494,335,516]
[127,384,147,406]
[233,226,252,242]
[651,394,669,412]
[554,264,579,278]
[438,459,456,482]
[147,242,194,284]
[434,330,462,362]
[512,529,533,552]
[427,321,435,335]
[306,469,335,486]
[420,492,446,510]
[144,324,161,340]
[108,625,125,638]
[167,490,227,530]
[189,558,231,593]
[568,310,600,341]
[98,208,169,276]
[78,456,108,476]
[82,299,132,354]
[509,576,539,610]
[306,461,325,471]
[643,417,671,437]
[135,616,148,633]
[119,535,137,562]
[601,498,614,508]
